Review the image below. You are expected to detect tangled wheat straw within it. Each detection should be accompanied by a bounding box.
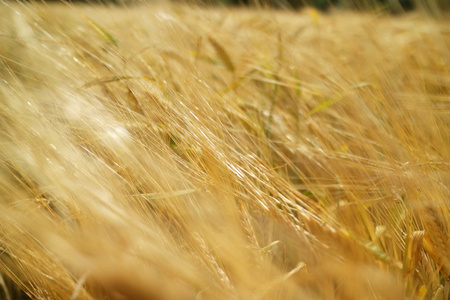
[0,1,449,299]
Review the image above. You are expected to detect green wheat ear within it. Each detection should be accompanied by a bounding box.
[82,14,119,47]
[208,36,235,73]
[308,82,372,115]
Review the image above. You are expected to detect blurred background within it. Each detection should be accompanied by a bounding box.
[51,0,450,15]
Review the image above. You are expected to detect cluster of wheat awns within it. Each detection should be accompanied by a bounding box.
[0,2,449,299]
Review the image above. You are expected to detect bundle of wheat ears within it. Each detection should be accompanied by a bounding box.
[0,1,449,299]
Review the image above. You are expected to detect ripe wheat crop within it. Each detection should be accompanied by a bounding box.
[0,1,449,299]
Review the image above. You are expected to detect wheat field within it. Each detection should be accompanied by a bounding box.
[0,1,449,299]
